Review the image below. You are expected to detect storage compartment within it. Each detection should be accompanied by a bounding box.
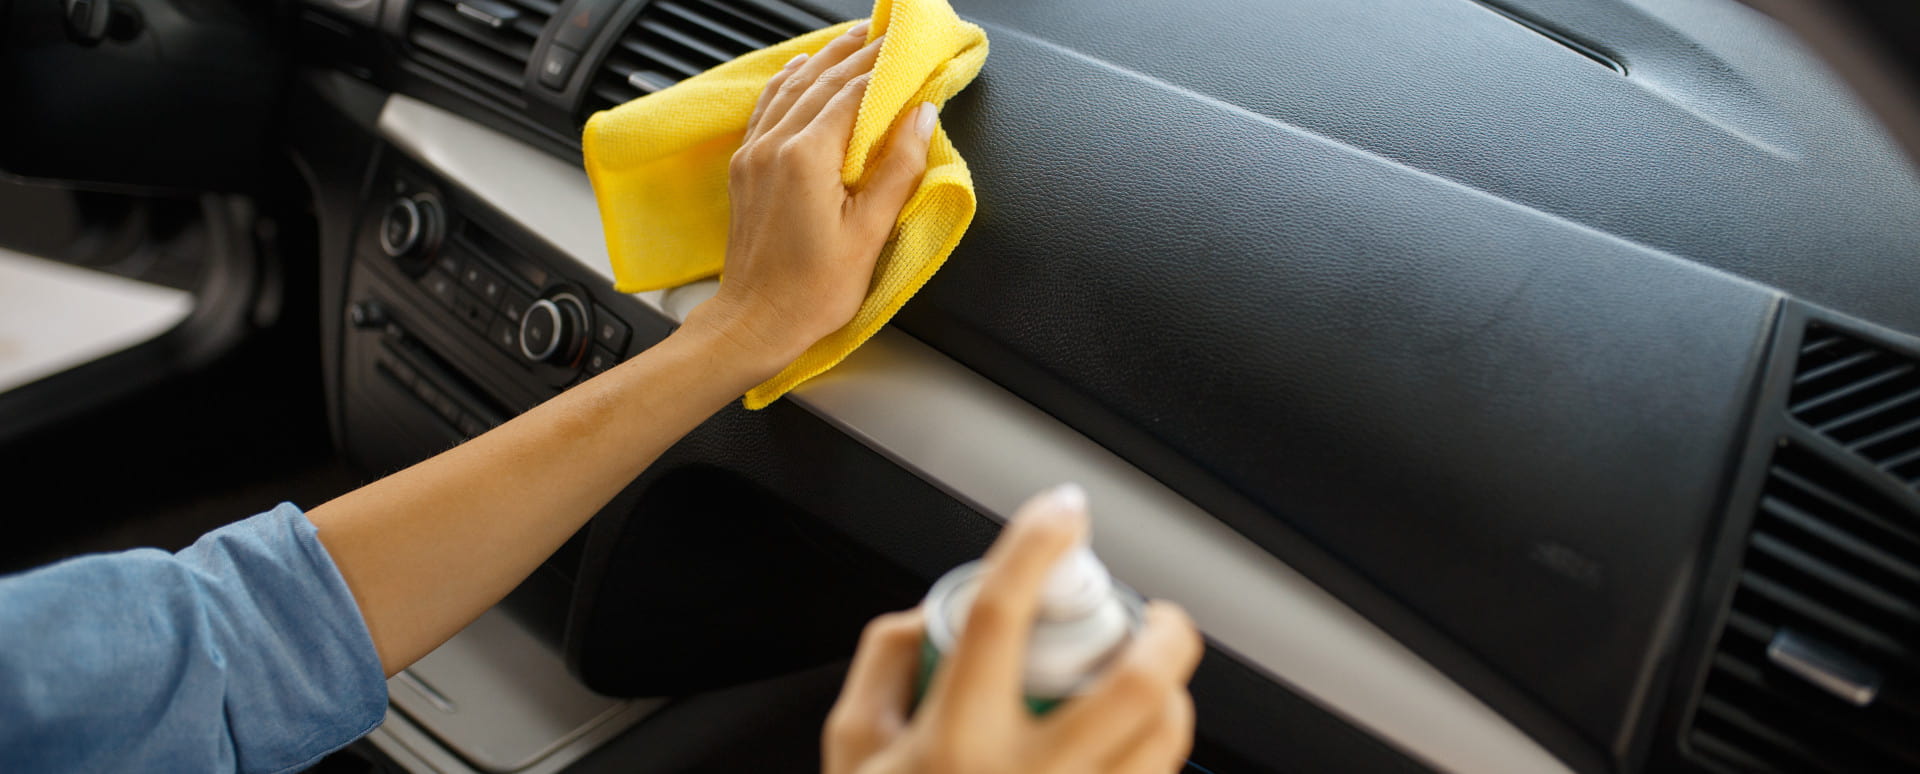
[568,464,925,696]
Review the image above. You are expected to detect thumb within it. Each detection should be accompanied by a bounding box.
[853,102,936,228]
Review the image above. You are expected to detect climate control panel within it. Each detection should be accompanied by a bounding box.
[336,157,655,471]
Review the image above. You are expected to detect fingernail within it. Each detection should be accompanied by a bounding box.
[867,33,887,49]
[783,53,807,69]
[845,20,871,39]
[914,102,938,138]
[1044,483,1087,514]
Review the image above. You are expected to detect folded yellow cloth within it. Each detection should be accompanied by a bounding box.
[582,0,987,409]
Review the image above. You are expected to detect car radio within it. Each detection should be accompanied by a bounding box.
[334,151,660,476]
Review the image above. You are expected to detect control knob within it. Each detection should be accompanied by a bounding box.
[519,293,588,366]
[379,194,441,273]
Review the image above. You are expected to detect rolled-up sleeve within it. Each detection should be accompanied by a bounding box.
[0,503,388,773]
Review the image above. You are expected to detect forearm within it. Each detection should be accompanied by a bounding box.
[308,18,931,677]
[309,322,780,675]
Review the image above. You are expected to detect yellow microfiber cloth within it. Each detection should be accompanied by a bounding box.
[582,0,987,409]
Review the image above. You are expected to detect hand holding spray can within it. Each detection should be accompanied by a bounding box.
[918,484,1145,714]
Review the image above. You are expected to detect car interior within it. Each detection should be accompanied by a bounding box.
[2,0,1918,772]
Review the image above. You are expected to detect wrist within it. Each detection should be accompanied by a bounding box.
[674,301,806,386]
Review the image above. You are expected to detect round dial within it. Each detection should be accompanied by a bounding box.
[519,294,588,366]
[379,198,423,257]
[378,194,442,273]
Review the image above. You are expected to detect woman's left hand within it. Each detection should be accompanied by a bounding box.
[822,486,1205,774]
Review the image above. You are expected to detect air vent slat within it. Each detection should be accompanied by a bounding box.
[616,39,709,79]
[1750,532,1920,630]
[1740,570,1915,665]
[1703,630,1920,769]
[1760,496,1920,589]
[512,16,548,38]
[1835,412,1920,455]
[1794,349,1881,389]
[638,18,740,66]
[1792,360,1911,419]
[417,3,537,62]
[407,0,552,107]
[656,0,778,51]
[593,82,643,106]
[1800,329,1854,359]
[1709,651,1770,688]
[599,57,636,78]
[686,0,802,40]
[585,0,824,116]
[1790,328,1920,496]
[1690,730,1790,774]
[1817,386,1920,439]
[1876,443,1920,472]
[1724,607,1774,643]
[1695,695,1833,770]
[1771,465,1920,554]
[1683,423,1920,773]
[411,29,526,87]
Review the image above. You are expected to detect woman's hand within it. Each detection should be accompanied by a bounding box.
[823,485,1206,774]
[682,20,938,377]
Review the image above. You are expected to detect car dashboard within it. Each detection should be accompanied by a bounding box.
[276,0,1920,772]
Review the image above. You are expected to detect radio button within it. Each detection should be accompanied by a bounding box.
[422,271,460,309]
[452,291,491,333]
[500,288,533,323]
[591,307,630,353]
[460,263,507,307]
[489,316,521,356]
[585,346,617,375]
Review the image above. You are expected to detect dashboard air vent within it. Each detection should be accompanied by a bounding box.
[408,0,559,106]
[586,0,825,115]
[1683,443,1920,772]
[1791,325,1920,490]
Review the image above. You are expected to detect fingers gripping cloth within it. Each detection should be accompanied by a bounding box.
[582,0,987,409]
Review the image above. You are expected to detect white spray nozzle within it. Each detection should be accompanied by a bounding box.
[1040,544,1112,620]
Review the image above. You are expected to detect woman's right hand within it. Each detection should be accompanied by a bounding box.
[682,19,935,380]
[823,485,1205,774]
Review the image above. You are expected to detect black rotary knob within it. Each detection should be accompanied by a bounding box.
[379,194,441,271]
[519,293,587,365]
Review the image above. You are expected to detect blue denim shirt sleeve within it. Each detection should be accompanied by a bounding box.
[0,503,389,774]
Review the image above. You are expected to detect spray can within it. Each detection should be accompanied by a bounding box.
[918,543,1144,714]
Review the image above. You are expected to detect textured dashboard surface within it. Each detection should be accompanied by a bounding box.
[927,0,1920,334]
[787,0,1920,767]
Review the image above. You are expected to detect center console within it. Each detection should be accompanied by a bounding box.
[336,154,660,476]
[324,149,684,772]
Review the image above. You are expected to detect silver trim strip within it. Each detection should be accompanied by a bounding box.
[379,93,1576,774]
